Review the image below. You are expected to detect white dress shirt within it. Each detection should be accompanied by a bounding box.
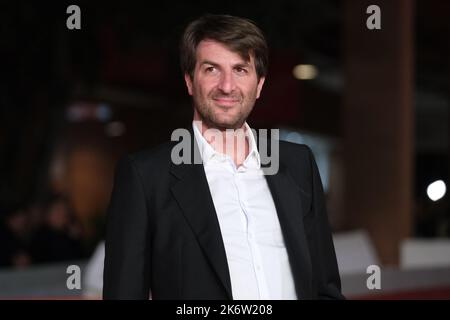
[192,121,297,300]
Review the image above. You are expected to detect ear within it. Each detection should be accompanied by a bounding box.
[184,73,193,96]
[256,76,265,99]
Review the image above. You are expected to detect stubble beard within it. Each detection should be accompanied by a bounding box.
[192,89,256,131]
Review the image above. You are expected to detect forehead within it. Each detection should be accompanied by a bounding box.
[195,40,253,65]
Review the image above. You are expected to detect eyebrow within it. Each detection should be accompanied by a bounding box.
[200,60,219,68]
[200,60,252,69]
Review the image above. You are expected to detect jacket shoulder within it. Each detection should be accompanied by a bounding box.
[129,141,175,162]
[120,141,176,176]
[279,140,313,165]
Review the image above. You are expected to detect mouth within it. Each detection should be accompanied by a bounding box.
[213,98,240,107]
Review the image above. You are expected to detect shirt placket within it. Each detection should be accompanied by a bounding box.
[234,170,271,300]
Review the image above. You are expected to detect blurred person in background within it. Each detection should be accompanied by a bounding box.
[0,203,34,269]
[30,195,86,264]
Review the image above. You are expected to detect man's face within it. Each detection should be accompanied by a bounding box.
[185,40,265,130]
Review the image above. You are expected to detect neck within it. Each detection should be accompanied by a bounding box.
[194,117,250,167]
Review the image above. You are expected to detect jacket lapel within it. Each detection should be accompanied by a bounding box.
[169,129,233,299]
[264,164,313,299]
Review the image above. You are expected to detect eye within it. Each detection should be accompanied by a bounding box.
[235,67,248,74]
[205,66,216,73]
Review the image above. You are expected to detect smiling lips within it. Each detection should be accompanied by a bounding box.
[213,96,240,107]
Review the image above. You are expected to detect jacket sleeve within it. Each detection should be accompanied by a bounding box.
[103,155,151,299]
[306,146,345,299]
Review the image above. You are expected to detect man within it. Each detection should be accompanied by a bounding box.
[103,14,344,300]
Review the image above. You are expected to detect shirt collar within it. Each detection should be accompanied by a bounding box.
[192,120,261,169]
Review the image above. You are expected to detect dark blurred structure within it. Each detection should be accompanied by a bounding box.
[1,0,449,270]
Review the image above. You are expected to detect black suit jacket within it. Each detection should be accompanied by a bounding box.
[103,131,344,300]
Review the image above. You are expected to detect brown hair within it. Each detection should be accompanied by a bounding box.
[180,14,269,80]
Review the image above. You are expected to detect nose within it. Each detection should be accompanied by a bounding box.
[217,70,236,94]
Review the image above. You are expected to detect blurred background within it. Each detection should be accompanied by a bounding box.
[1,0,450,299]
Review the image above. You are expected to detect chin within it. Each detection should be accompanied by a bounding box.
[215,120,244,130]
